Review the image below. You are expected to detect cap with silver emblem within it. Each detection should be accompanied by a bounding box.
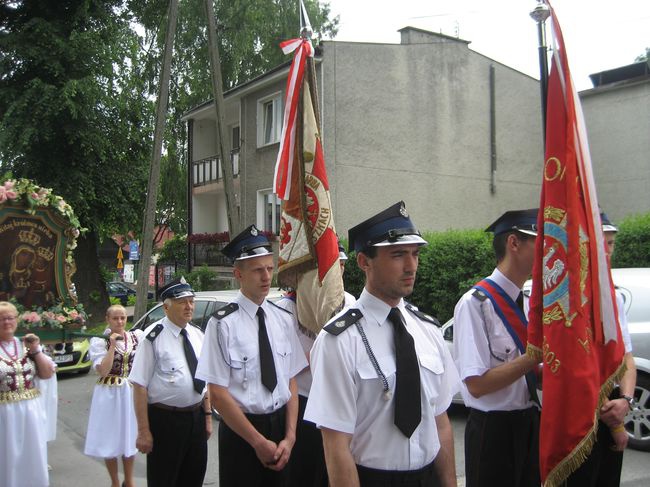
[485,208,539,237]
[222,224,273,261]
[347,201,427,253]
[158,276,195,301]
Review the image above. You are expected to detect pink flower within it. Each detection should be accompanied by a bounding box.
[0,181,17,202]
[56,315,67,323]
[20,312,41,324]
[68,310,79,319]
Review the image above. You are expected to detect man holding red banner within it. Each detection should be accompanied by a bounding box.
[453,209,541,487]
[526,2,627,486]
[562,213,637,487]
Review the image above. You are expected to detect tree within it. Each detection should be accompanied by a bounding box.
[0,1,153,320]
[0,0,339,319]
[134,0,339,236]
[635,47,649,62]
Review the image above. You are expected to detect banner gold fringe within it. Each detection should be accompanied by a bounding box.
[543,359,627,487]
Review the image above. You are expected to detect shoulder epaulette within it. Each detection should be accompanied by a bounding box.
[268,300,293,315]
[472,289,488,301]
[188,321,202,331]
[146,323,164,342]
[405,303,441,326]
[323,308,363,336]
[211,302,239,320]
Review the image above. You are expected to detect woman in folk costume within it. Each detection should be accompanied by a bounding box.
[84,304,143,487]
[0,301,54,487]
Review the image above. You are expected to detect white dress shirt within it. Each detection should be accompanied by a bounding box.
[196,292,308,414]
[128,317,205,408]
[615,290,633,353]
[453,268,534,411]
[275,292,357,397]
[304,289,460,471]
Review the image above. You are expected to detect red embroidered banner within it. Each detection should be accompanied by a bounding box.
[527,2,626,485]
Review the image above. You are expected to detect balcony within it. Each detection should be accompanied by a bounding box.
[191,242,230,267]
[192,150,240,187]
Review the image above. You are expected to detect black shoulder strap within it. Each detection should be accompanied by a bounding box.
[405,303,441,326]
[472,288,488,301]
[211,302,239,320]
[323,308,363,336]
[268,300,293,315]
[146,323,164,342]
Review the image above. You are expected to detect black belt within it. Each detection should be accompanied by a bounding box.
[244,405,286,426]
[150,401,202,412]
[356,460,438,484]
[469,406,539,418]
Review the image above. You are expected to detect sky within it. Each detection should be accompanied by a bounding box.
[323,0,650,91]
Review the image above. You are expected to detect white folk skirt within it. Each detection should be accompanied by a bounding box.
[83,380,138,458]
[0,397,49,487]
[35,374,58,442]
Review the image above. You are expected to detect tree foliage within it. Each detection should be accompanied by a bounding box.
[0,1,153,319]
[634,47,649,62]
[0,0,339,319]
[0,1,152,236]
[134,0,339,234]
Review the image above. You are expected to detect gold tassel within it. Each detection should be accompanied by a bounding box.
[543,358,627,486]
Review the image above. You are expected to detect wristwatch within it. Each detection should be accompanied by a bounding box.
[621,394,635,409]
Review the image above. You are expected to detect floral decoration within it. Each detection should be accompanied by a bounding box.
[0,175,85,265]
[11,299,88,331]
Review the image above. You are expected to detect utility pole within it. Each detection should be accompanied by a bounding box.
[204,0,240,236]
[134,0,179,321]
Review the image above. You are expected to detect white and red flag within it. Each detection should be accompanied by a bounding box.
[273,34,344,335]
[526,2,626,485]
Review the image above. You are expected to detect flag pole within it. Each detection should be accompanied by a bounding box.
[530,0,551,144]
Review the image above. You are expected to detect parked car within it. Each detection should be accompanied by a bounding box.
[440,268,650,451]
[43,339,92,374]
[107,281,154,306]
[130,288,285,332]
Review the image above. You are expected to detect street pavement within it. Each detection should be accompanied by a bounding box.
[49,372,648,486]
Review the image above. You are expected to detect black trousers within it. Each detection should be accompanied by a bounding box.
[356,461,440,487]
[219,406,290,487]
[146,405,208,487]
[465,407,540,487]
[288,395,328,487]
[562,423,623,486]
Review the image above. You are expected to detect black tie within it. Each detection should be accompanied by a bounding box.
[387,307,421,438]
[516,292,541,407]
[180,328,205,395]
[257,307,277,392]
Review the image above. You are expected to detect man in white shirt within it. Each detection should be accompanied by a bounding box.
[453,209,541,487]
[305,201,460,487]
[564,212,637,487]
[129,277,211,487]
[196,225,307,487]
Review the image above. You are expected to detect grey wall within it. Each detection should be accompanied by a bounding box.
[581,80,650,223]
[239,78,287,228]
[319,38,544,235]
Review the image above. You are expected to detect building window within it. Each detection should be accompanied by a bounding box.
[257,189,281,234]
[257,92,282,147]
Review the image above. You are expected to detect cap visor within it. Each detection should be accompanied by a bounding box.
[373,234,428,247]
[602,225,618,233]
[170,290,195,299]
[235,247,273,261]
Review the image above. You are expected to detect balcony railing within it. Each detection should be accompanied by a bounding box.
[192,149,240,187]
[191,242,230,267]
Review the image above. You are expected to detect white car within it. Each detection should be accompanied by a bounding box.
[130,288,285,332]
[441,268,650,451]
